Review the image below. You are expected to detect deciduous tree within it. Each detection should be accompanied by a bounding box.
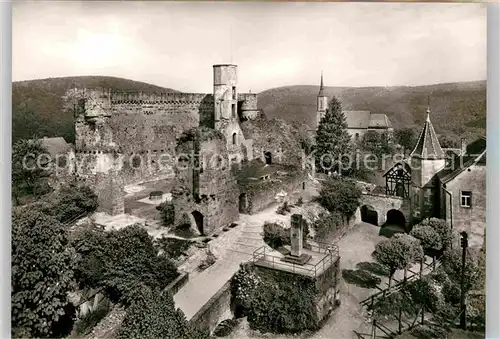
[373,234,424,290]
[11,208,76,337]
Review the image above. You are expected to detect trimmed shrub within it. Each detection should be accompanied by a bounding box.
[157,202,175,227]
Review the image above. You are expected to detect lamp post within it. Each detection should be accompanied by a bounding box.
[460,231,468,330]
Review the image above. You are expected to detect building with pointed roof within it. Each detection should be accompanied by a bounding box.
[380,103,486,247]
[314,74,393,141]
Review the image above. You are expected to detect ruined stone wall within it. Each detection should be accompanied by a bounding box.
[240,118,304,167]
[441,164,486,248]
[246,172,307,214]
[314,257,341,322]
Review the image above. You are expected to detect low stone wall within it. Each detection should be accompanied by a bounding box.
[189,280,232,334]
[163,271,189,296]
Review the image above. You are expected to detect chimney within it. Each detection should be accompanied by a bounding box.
[461,138,467,156]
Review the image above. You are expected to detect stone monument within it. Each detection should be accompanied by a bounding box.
[282,214,312,265]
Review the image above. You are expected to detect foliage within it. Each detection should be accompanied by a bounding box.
[11,208,77,338]
[372,234,423,289]
[52,184,99,223]
[438,134,459,148]
[231,263,263,318]
[155,236,193,260]
[314,177,361,218]
[213,319,239,337]
[403,277,445,314]
[439,248,480,297]
[313,212,344,241]
[157,202,175,227]
[12,138,51,203]
[231,264,319,333]
[262,221,309,250]
[394,127,418,151]
[296,197,304,206]
[276,201,292,215]
[361,131,395,166]
[410,225,443,253]
[417,218,453,252]
[71,224,179,306]
[117,287,208,339]
[73,300,111,336]
[314,97,352,172]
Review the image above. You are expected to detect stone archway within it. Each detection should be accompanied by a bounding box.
[264,151,272,165]
[239,193,248,213]
[361,205,378,226]
[192,211,204,235]
[385,209,406,233]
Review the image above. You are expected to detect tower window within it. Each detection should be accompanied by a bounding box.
[460,191,472,208]
[232,87,236,100]
[232,132,237,145]
[232,104,236,118]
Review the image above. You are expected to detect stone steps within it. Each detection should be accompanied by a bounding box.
[231,242,262,254]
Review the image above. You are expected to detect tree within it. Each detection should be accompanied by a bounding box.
[53,184,99,223]
[314,178,361,218]
[117,287,208,339]
[11,208,76,337]
[394,127,418,152]
[438,134,458,148]
[410,225,443,269]
[372,289,414,334]
[12,138,51,203]
[157,202,175,227]
[373,234,424,290]
[71,224,179,305]
[417,218,453,252]
[314,97,352,173]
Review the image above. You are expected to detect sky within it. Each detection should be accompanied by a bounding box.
[12,1,487,93]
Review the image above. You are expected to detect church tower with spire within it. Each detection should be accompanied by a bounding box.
[409,97,446,221]
[316,72,328,131]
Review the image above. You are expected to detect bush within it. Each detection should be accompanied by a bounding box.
[313,212,344,240]
[54,184,99,223]
[213,319,238,337]
[314,178,361,218]
[263,222,290,249]
[155,236,193,260]
[71,224,179,306]
[157,202,175,227]
[232,265,319,333]
[296,197,304,206]
[118,287,208,339]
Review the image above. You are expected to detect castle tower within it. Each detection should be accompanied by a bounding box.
[409,99,446,220]
[213,64,238,128]
[316,72,328,131]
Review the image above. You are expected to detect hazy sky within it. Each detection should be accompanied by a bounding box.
[13,1,486,93]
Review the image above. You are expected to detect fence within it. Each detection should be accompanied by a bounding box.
[251,242,339,279]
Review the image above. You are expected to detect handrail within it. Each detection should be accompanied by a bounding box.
[252,243,339,278]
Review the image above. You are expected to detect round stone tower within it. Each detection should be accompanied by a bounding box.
[213,64,238,126]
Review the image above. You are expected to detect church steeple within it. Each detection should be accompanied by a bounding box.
[318,71,325,97]
[316,71,328,131]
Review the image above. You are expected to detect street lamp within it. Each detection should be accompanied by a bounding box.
[460,231,468,330]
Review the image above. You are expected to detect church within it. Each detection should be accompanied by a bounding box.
[383,105,486,248]
[315,74,393,141]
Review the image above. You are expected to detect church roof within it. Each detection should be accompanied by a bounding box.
[410,110,444,159]
[344,111,371,129]
[369,114,392,129]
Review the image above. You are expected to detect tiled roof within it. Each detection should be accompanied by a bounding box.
[39,137,72,158]
[438,137,486,184]
[369,114,392,129]
[344,110,371,129]
[410,113,444,159]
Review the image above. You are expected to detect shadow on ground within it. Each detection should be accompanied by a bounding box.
[342,269,381,289]
[355,261,390,277]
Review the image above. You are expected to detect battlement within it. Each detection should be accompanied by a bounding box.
[110,92,213,105]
